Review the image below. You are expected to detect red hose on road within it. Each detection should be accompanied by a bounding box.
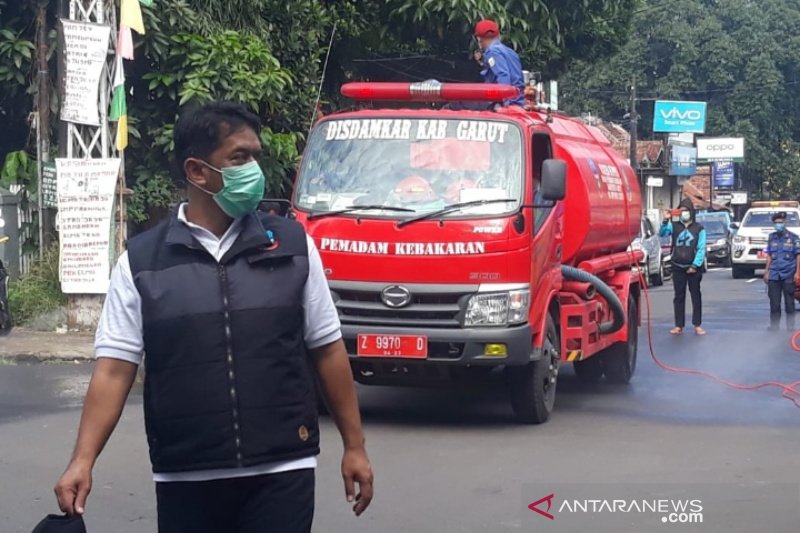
[640,274,800,409]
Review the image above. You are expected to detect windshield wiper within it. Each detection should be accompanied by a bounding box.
[307,205,415,220]
[397,199,517,228]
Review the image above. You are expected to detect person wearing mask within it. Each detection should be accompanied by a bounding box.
[763,211,800,318]
[660,198,707,335]
[54,101,373,532]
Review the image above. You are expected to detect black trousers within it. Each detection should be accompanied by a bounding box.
[767,278,796,315]
[672,268,702,328]
[156,469,315,533]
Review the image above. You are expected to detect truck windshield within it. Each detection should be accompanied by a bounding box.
[294,118,523,218]
[742,211,800,227]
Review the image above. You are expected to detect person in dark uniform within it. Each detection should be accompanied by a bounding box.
[763,211,800,318]
[473,20,526,107]
[54,102,373,532]
[660,198,707,335]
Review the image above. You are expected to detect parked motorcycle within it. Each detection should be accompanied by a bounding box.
[0,235,12,335]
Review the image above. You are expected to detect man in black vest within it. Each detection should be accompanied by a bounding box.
[661,198,707,336]
[54,102,373,532]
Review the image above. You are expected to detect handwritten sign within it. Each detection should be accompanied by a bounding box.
[42,162,57,209]
[56,158,120,294]
[60,20,111,126]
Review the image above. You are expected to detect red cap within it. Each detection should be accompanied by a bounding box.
[474,20,500,38]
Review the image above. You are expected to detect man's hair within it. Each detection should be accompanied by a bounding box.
[173,101,261,185]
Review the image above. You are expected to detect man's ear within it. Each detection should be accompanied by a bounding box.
[184,158,207,188]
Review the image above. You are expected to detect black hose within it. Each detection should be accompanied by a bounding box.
[560,265,626,335]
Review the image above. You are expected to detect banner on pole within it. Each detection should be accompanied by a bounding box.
[56,158,120,294]
[59,20,111,126]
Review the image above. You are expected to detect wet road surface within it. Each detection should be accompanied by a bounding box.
[1,267,799,532]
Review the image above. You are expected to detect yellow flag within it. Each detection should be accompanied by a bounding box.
[120,0,145,34]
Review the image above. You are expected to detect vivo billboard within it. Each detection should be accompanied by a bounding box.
[653,100,707,133]
[697,137,745,162]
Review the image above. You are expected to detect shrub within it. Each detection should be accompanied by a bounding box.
[8,244,65,326]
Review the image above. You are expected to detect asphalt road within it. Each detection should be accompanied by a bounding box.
[1,267,799,532]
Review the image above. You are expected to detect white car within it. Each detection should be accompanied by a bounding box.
[731,201,800,279]
[630,215,664,286]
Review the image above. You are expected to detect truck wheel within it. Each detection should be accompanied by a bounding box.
[731,265,753,279]
[573,356,604,383]
[508,313,559,424]
[602,296,638,384]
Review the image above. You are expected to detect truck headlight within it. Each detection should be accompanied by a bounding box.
[715,238,727,246]
[465,290,530,327]
[733,235,746,244]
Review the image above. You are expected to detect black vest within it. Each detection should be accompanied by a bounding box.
[671,221,705,268]
[127,211,319,473]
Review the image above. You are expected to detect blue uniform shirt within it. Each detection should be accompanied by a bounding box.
[765,230,800,281]
[481,40,526,107]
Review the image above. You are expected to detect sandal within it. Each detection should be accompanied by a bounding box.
[694,326,706,336]
[670,327,683,335]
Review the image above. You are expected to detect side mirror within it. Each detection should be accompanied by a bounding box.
[540,159,566,201]
[259,199,294,218]
[730,222,739,230]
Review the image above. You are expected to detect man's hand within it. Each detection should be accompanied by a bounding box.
[764,271,770,283]
[54,460,92,516]
[342,446,374,516]
[794,274,800,286]
[663,209,672,221]
[687,267,697,274]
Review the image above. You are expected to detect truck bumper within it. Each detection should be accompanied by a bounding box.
[341,323,534,367]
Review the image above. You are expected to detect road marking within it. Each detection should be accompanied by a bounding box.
[746,278,759,283]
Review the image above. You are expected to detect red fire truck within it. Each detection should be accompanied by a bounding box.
[291,82,642,424]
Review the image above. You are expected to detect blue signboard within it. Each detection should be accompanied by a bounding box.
[653,100,707,133]
[669,144,697,176]
[712,161,735,188]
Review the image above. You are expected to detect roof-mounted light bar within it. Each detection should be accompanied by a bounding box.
[341,81,519,102]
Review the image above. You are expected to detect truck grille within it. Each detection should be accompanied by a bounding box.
[750,237,768,246]
[329,281,477,328]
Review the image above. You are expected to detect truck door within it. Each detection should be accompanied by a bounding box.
[532,132,555,233]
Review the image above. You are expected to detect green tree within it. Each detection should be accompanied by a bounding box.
[560,0,800,200]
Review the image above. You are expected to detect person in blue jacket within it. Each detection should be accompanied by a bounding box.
[447,20,525,111]
[473,20,526,107]
[763,211,800,318]
[660,198,707,335]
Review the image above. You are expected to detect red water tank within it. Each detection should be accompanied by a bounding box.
[547,116,642,265]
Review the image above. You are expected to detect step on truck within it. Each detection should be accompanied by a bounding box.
[290,82,643,424]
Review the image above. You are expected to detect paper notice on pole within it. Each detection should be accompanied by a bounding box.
[60,20,111,126]
[56,158,120,294]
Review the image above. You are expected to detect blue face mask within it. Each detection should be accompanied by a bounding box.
[195,160,266,218]
[679,211,691,223]
[775,223,785,232]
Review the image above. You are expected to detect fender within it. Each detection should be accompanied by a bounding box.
[528,264,563,355]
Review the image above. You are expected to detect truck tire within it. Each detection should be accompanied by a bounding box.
[508,313,559,424]
[731,265,753,279]
[602,296,638,384]
[573,356,604,383]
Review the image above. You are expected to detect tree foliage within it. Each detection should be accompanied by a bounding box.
[560,0,800,200]
[0,0,638,228]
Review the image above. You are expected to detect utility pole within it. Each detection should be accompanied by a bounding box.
[35,1,50,260]
[629,80,638,174]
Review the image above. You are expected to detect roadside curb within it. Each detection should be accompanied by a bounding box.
[0,329,94,363]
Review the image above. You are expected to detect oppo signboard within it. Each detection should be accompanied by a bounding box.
[696,137,745,163]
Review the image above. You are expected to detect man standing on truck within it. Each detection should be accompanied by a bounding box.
[54,101,373,532]
[661,198,707,336]
[473,20,526,107]
[763,211,800,318]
